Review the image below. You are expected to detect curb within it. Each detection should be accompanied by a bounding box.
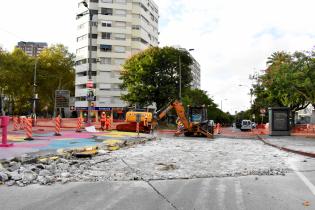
[257,135,315,158]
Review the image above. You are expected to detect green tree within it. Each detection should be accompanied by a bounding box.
[0,48,34,114]
[253,51,309,114]
[0,45,75,115]
[120,46,193,109]
[36,44,75,114]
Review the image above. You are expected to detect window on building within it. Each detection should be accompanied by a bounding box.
[88,58,97,63]
[115,9,127,16]
[101,8,113,15]
[90,21,98,27]
[90,0,99,3]
[132,37,140,41]
[114,46,126,53]
[99,57,111,64]
[114,58,125,65]
[90,9,98,15]
[100,44,112,52]
[88,46,97,51]
[101,32,111,39]
[99,84,111,90]
[115,0,126,4]
[114,33,126,40]
[102,20,112,27]
[101,0,113,3]
[132,25,140,30]
[115,21,126,28]
[75,59,87,65]
[89,34,98,39]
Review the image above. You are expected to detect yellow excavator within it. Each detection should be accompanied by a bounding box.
[152,100,214,138]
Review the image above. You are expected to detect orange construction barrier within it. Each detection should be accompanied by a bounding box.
[13,116,19,131]
[19,117,25,130]
[76,117,83,132]
[54,115,61,136]
[24,117,34,141]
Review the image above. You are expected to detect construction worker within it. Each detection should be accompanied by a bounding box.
[144,114,149,126]
[143,114,149,133]
[176,117,184,134]
[100,112,106,131]
[105,115,111,130]
[216,123,221,134]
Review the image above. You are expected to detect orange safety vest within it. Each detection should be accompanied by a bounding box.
[144,116,148,126]
[105,117,111,125]
[101,114,106,122]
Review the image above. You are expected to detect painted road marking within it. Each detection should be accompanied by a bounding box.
[234,179,246,210]
[216,179,226,210]
[289,162,315,196]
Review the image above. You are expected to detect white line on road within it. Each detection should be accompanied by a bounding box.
[234,179,246,210]
[216,179,226,210]
[289,162,315,196]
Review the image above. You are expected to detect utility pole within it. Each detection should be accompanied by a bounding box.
[32,46,38,125]
[179,55,182,101]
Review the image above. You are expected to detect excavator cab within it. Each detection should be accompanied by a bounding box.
[187,105,207,124]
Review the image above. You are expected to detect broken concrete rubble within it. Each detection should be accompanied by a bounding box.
[0,135,156,187]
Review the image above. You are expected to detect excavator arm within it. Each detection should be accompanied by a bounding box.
[152,100,190,129]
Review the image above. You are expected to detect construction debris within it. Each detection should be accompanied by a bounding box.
[0,136,157,187]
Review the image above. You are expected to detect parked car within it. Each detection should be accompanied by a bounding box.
[241,120,252,131]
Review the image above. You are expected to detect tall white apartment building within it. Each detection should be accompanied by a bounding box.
[173,45,201,89]
[190,56,201,89]
[75,0,158,120]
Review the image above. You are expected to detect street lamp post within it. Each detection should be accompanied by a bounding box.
[178,48,194,101]
[78,0,93,125]
[32,47,38,125]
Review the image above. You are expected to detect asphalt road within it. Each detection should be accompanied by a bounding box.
[0,137,315,210]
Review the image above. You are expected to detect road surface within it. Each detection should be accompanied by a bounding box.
[0,137,315,210]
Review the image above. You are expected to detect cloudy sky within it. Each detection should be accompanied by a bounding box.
[1,0,315,113]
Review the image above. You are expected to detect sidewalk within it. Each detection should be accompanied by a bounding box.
[218,127,315,158]
[257,135,315,158]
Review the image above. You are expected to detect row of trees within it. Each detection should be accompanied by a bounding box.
[121,46,234,124]
[0,45,75,115]
[251,50,315,122]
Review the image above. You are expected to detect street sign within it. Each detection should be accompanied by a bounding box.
[55,90,70,108]
[86,80,94,88]
[260,108,266,114]
[86,89,95,101]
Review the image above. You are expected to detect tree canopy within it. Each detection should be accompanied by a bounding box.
[251,50,315,121]
[120,46,193,109]
[0,44,75,115]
